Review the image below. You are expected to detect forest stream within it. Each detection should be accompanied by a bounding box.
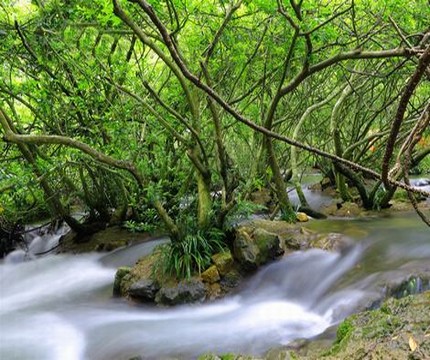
[1,210,430,360]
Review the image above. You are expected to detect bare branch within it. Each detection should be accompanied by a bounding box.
[381,45,430,187]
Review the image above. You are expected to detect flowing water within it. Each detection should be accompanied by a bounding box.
[1,212,430,360]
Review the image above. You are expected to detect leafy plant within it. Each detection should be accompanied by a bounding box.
[153,223,226,279]
[122,220,155,233]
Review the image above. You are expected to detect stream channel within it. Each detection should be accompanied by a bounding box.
[1,207,430,359]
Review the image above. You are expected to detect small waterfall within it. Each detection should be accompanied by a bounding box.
[4,222,69,263]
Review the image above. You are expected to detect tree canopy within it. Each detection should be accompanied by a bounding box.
[1,0,429,272]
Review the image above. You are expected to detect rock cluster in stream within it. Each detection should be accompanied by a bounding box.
[114,219,352,306]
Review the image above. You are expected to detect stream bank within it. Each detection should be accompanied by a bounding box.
[199,290,430,360]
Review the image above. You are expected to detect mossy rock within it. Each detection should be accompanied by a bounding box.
[113,266,131,296]
[233,227,284,270]
[309,232,350,252]
[201,265,220,284]
[118,252,160,299]
[312,291,430,359]
[212,251,234,276]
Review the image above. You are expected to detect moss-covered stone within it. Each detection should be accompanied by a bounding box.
[212,251,234,276]
[233,227,284,270]
[311,291,430,359]
[201,265,220,284]
[309,232,349,252]
[113,266,131,296]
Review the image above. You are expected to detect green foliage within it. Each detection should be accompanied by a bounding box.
[336,318,354,344]
[154,222,226,280]
[1,0,429,242]
[322,317,355,356]
[122,220,155,233]
[372,186,387,211]
[280,210,297,223]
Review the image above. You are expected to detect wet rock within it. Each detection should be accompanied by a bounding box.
[205,283,222,300]
[113,266,131,296]
[253,228,284,261]
[212,251,234,276]
[233,228,260,270]
[233,227,284,270]
[201,265,220,284]
[309,232,350,252]
[155,278,206,305]
[220,269,242,289]
[233,219,350,255]
[128,278,160,302]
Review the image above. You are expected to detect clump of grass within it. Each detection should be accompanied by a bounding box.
[154,225,225,280]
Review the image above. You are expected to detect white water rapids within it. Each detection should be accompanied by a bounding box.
[1,213,430,359]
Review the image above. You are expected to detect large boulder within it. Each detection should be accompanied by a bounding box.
[233,227,284,270]
[234,219,352,255]
[155,278,206,305]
